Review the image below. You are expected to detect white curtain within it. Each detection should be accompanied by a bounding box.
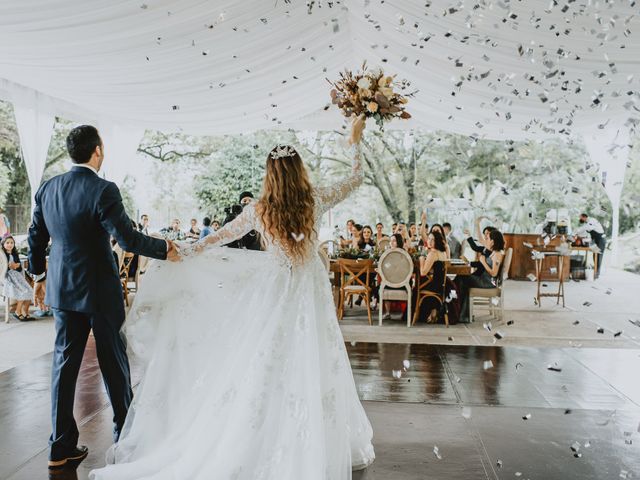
[98,124,145,186]
[582,126,631,267]
[11,87,55,210]
[0,0,638,140]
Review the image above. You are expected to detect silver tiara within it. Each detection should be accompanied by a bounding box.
[270,145,296,159]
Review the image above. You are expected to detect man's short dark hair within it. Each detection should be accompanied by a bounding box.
[376,222,383,227]
[580,213,588,218]
[443,222,452,229]
[482,225,496,235]
[239,191,254,202]
[141,214,148,220]
[66,125,102,164]
[203,217,212,227]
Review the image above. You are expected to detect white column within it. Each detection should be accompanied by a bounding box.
[582,126,630,268]
[11,89,55,211]
[98,123,145,185]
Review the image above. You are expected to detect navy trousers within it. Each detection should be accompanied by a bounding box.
[49,308,132,460]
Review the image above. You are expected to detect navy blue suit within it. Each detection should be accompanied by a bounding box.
[28,165,168,460]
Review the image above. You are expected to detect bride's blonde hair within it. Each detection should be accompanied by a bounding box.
[257,146,315,263]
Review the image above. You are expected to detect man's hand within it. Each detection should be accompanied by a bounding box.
[166,240,182,262]
[34,281,47,311]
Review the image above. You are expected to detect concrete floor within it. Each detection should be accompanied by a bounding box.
[0,268,638,479]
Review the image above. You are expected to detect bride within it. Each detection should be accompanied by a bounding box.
[90,116,375,480]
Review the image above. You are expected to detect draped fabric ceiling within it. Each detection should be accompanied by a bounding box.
[0,0,638,260]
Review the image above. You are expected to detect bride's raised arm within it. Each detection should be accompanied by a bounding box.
[314,116,366,214]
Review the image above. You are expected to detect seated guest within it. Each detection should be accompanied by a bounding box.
[161,218,185,241]
[187,218,201,239]
[138,214,150,235]
[389,233,406,251]
[415,230,448,324]
[350,223,363,249]
[358,225,376,252]
[429,223,451,258]
[199,217,214,239]
[374,222,388,244]
[457,230,505,323]
[443,222,461,259]
[409,222,419,246]
[396,222,411,248]
[1,236,33,321]
[340,219,355,247]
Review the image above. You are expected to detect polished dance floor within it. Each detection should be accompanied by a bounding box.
[1,339,638,479]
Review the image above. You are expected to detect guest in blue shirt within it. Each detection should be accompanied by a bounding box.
[199,217,213,240]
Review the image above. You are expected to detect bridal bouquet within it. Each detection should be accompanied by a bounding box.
[329,63,413,130]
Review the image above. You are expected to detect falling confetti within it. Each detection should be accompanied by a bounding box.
[433,445,442,460]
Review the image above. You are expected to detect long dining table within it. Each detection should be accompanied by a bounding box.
[329,258,473,277]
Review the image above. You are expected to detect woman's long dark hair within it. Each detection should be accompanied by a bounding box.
[489,230,505,251]
[392,233,404,249]
[1,235,18,260]
[430,230,447,253]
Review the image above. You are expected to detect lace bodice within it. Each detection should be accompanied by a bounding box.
[191,145,363,262]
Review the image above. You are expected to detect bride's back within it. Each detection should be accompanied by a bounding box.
[254,146,318,264]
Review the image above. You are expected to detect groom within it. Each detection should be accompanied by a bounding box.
[28,125,180,471]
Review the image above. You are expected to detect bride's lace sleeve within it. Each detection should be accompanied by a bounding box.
[189,204,257,253]
[314,144,364,214]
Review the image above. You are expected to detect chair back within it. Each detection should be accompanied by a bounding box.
[377,237,390,251]
[318,247,330,271]
[0,252,7,291]
[113,244,125,272]
[318,239,337,257]
[377,248,413,288]
[120,252,135,278]
[497,248,513,286]
[338,258,374,289]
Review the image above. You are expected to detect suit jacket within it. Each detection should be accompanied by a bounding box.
[28,166,168,315]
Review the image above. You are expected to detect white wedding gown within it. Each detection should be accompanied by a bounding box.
[90,159,375,480]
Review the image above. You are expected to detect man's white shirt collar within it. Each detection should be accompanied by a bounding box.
[74,164,99,175]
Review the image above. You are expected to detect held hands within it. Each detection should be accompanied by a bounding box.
[34,281,47,311]
[349,114,366,145]
[166,240,182,262]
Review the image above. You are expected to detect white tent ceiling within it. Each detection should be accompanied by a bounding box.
[0,0,639,140]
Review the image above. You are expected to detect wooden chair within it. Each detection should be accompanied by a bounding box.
[377,248,413,327]
[0,253,9,323]
[337,258,374,325]
[469,247,513,322]
[413,261,448,326]
[317,247,330,272]
[119,252,135,306]
[377,237,390,251]
[318,239,338,258]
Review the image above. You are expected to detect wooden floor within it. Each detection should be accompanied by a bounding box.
[1,339,639,479]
